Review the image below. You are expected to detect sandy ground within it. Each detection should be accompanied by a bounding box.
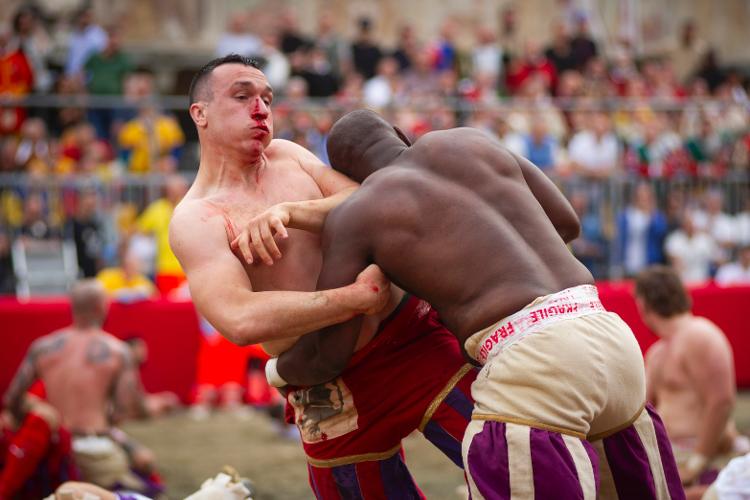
[120,393,750,499]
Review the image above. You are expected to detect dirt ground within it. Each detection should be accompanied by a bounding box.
[121,394,750,499]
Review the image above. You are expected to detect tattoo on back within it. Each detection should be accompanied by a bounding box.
[86,338,112,364]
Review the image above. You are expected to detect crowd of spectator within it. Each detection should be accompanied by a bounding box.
[0,4,749,292]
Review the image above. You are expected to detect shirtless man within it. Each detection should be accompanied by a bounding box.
[2,280,157,495]
[170,55,478,498]
[271,110,684,500]
[636,266,748,487]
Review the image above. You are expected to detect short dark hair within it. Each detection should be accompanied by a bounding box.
[188,54,260,105]
[634,265,692,317]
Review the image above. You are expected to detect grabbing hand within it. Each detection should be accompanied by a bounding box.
[354,264,392,315]
[230,204,290,266]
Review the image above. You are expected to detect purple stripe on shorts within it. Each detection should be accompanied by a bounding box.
[423,420,463,467]
[331,463,364,499]
[529,428,582,500]
[466,421,511,500]
[379,451,423,499]
[602,422,657,499]
[441,386,474,422]
[307,463,322,499]
[584,437,601,493]
[645,404,687,500]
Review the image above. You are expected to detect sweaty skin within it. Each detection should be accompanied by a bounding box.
[3,327,146,435]
[170,64,395,355]
[277,117,592,385]
[644,314,737,458]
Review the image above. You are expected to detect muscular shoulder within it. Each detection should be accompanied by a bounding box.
[683,317,731,351]
[645,340,667,366]
[170,199,229,265]
[266,139,317,164]
[29,330,70,358]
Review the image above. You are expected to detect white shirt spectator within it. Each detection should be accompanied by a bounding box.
[65,24,107,75]
[472,44,503,79]
[624,207,649,275]
[692,210,735,247]
[665,230,718,284]
[735,211,750,247]
[568,130,619,173]
[715,261,750,286]
[363,76,394,108]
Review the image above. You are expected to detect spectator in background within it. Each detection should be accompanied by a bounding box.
[506,41,557,94]
[521,114,560,172]
[69,188,103,278]
[692,189,736,254]
[363,56,400,108]
[118,72,184,174]
[351,17,382,80]
[616,182,668,277]
[13,117,54,174]
[471,25,503,87]
[136,174,187,296]
[569,190,608,279]
[694,49,725,93]
[0,24,34,137]
[672,20,708,84]
[12,5,53,93]
[665,211,718,284]
[84,26,133,140]
[316,11,349,79]
[634,115,683,177]
[0,230,15,295]
[392,24,418,72]
[256,31,290,90]
[215,13,261,58]
[428,19,458,72]
[544,21,575,76]
[399,48,441,98]
[278,8,308,55]
[715,245,750,286]
[64,7,107,77]
[567,111,619,179]
[569,14,597,71]
[20,192,59,241]
[735,197,750,248]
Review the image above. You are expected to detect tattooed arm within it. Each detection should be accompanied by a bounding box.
[112,346,150,421]
[2,333,66,422]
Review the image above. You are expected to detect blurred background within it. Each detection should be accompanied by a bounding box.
[0,0,749,498]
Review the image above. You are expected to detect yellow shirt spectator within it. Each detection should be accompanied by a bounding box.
[118,112,185,174]
[97,267,156,301]
[137,198,183,277]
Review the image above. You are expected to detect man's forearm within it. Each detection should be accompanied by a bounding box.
[217,283,368,346]
[276,319,361,386]
[286,187,357,233]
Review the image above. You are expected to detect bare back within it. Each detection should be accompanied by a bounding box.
[325,164,592,340]
[34,329,128,434]
[646,316,737,446]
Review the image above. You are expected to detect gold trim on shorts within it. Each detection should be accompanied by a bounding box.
[587,403,646,441]
[306,443,402,468]
[418,364,474,432]
[472,414,587,439]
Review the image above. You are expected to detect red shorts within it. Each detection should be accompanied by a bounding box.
[285,295,476,465]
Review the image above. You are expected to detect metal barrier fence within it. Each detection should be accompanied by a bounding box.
[1,172,748,282]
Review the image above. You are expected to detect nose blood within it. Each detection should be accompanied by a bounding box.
[372,286,379,292]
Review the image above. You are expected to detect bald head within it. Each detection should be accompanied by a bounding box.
[327,110,409,182]
[70,279,108,327]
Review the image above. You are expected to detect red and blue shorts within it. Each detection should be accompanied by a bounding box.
[285,295,477,499]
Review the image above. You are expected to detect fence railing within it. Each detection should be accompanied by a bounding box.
[1,173,748,282]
